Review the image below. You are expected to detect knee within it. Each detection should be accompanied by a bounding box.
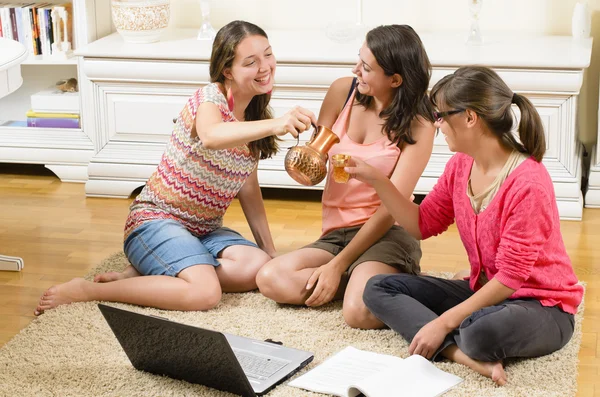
[362,274,393,314]
[255,261,284,299]
[238,251,271,290]
[458,334,496,362]
[182,285,222,311]
[248,251,272,273]
[457,309,502,361]
[343,296,381,329]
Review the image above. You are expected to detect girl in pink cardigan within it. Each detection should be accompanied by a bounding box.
[348,66,583,385]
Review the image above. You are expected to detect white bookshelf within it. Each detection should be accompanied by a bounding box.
[21,55,78,65]
[0,0,111,182]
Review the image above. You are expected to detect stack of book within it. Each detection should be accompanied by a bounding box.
[28,85,80,128]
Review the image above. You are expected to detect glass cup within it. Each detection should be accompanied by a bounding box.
[331,154,351,183]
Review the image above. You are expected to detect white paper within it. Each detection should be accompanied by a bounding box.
[348,354,463,397]
[289,347,402,396]
[288,346,462,397]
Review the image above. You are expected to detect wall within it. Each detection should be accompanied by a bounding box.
[166,0,600,146]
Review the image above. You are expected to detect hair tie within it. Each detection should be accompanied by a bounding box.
[512,93,518,103]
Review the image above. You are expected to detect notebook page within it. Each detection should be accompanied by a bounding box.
[288,346,403,396]
[348,353,463,397]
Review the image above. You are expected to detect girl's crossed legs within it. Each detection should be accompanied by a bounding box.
[363,273,575,385]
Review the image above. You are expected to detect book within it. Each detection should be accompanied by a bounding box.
[0,254,23,271]
[0,120,27,127]
[27,117,79,128]
[288,346,463,397]
[31,86,80,113]
[26,110,80,128]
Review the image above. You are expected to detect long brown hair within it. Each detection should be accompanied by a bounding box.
[430,66,546,162]
[209,20,278,160]
[355,25,434,147]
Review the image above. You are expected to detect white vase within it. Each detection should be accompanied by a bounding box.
[572,0,591,40]
[111,0,171,44]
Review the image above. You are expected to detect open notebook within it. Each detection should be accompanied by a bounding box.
[288,346,462,397]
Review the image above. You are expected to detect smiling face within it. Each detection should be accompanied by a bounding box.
[226,34,276,97]
[351,43,398,98]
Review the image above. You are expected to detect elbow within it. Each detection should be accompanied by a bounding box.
[199,135,222,150]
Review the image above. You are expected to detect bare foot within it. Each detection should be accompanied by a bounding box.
[478,360,507,386]
[442,345,507,386]
[34,278,92,316]
[94,265,140,283]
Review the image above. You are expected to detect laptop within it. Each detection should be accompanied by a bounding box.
[98,304,313,396]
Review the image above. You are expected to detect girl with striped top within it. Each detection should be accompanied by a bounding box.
[35,21,316,315]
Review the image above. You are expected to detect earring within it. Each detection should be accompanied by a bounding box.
[226,84,234,112]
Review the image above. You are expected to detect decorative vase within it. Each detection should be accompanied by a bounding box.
[284,125,340,186]
[572,0,591,40]
[111,0,170,44]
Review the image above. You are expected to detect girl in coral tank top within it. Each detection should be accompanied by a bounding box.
[257,25,435,329]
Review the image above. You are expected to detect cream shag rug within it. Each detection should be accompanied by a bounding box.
[0,253,584,397]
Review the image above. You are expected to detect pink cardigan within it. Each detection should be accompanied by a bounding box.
[418,153,582,314]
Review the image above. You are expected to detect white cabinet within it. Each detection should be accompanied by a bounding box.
[585,84,600,208]
[0,0,110,182]
[77,29,592,220]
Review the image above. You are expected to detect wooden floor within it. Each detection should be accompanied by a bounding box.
[1,164,599,396]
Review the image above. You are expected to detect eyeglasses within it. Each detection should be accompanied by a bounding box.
[433,109,465,122]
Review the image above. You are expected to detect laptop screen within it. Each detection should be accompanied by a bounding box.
[98,304,256,396]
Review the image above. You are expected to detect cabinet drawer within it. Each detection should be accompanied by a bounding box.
[98,84,200,144]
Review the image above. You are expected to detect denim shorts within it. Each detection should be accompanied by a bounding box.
[124,219,258,277]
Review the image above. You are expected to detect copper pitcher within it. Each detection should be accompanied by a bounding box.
[285,124,340,186]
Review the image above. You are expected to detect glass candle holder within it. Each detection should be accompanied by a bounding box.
[466,0,483,45]
[197,0,216,40]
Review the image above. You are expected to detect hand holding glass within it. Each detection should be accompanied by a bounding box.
[331,154,351,183]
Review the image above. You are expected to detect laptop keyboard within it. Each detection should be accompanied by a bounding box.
[232,348,290,381]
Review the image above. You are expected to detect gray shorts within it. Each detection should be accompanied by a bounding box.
[303,225,421,275]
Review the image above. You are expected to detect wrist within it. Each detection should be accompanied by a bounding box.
[437,312,461,331]
[327,259,349,274]
[269,119,282,136]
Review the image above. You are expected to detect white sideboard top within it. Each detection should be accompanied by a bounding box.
[76,28,593,69]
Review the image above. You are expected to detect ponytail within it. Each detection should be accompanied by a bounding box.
[430,66,547,162]
[512,93,546,162]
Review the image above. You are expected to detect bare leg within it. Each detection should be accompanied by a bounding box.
[35,264,222,315]
[216,245,271,292]
[342,261,399,329]
[256,248,335,305]
[94,265,141,283]
[442,345,507,386]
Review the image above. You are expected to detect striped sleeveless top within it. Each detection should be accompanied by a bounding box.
[124,83,257,239]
